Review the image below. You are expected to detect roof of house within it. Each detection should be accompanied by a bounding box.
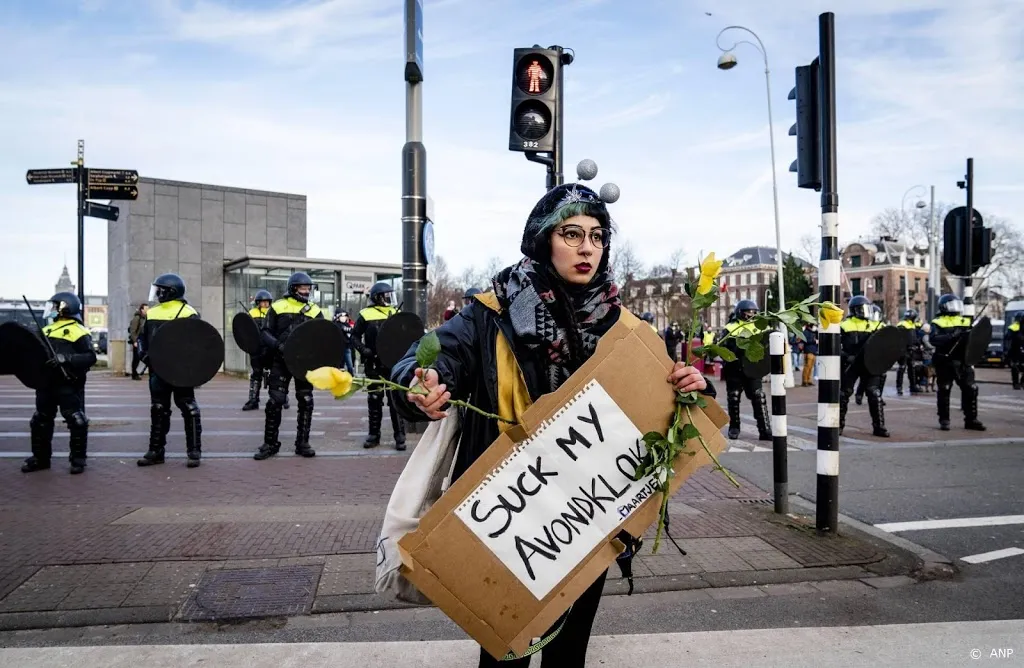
[844,237,928,268]
[721,246,810,270]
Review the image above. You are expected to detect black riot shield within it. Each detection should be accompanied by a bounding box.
[377,312,426,369]
[861,326,908,376]
[231,312,263,355]
[963,316,993,366]
[740,331,771,379]
[0,321,50,390]
[148,318,225,388]
[282,318,345,380]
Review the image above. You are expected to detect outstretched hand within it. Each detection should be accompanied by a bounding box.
[667,361,708,393]
[407,368,451,419]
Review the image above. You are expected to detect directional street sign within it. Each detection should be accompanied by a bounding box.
[86,168,138,185]
[84,201,120,222]
[85,183,138,200]
[26,168,78,185]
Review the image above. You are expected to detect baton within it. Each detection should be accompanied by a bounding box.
[23,295,71,381]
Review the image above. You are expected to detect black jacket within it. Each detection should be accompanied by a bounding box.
[260,297,325,352]
[390,299,717,485]
[41,318,96,386]
[352,305,397,363]
[138,299,200,362]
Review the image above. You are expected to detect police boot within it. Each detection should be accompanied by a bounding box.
[1012,366,1021,390]
[22,413,54,473]
[183,401,202,468]
[364,389,383,448]
[866,389,889,438]
[725,387,742,439]
[255,400,282,460]
[855,387,863,405]
[896,365,905,396]
[242,376,261,411]
[963,387,986,431]
[752,390,772,441]
[139,404,171,466]
[67,411,89,474]
[294,392,316,458]
[390,399,407,451]
[937,384,952,431]
[839,392,850,435]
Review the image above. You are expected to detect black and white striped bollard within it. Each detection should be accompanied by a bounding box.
[769,331,789,515]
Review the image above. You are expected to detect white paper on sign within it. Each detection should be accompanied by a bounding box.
[453,379,660,600]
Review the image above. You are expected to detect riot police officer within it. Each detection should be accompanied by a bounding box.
[254,272,323,460]
[840,296,889,437]
[930,294,986,431]
[640,312,658,334]
[22,292,97,474]
[137,273,204,468]
[718,299,772,441]
[895,308,922,395]
[1006,313,1023,390]
[242,289,273,411]
[664,321,684,362]
[462,287,482,310]
[353,282,406,450]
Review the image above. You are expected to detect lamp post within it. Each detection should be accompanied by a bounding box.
[716,25,793,387]
[901,185,928,317]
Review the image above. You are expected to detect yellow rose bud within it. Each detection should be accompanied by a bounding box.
[697,252,724,295]
[306,367,354,398]
[818,302,844,328]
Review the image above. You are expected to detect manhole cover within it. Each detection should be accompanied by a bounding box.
[178,565,321,622]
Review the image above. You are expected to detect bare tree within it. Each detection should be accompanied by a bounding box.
[426,255,463,327]
[869,207,909,242]
[645,248,689,327]
[609,239,645,286]
[796,233,818,264]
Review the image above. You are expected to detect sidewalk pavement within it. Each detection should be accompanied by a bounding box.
[0,374,929,633]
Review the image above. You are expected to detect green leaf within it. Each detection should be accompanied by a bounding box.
[695,395,708,408]
[642,431,664,446]
[752,316,772,331]
[415,331,441,369]
[799,293,820,306]
[701,343,736,362]
[667,423,678,444]
[745,340,766,362]
[675,391,700,405]
[681,423,700,441]
[777,310,799,325]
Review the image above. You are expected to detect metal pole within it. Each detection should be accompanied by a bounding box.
[401,0,427,323]
[768,331,789,514]
[963,158,975,317]
[815,12,840,535]
[551,45,565,190]
[76,140,85,306]
[927,185,937,319]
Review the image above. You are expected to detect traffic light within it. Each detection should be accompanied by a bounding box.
[942,207,970,276]
[509,47,560,153]
[788,59,821,191]
[972,224,994,270]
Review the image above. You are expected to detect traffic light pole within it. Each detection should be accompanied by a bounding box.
[402,0,428,323]
[927,185,937,320]
[524,45,571,191]
[815,12,840,536]
[76,140,85,306]
[963,158,975,317]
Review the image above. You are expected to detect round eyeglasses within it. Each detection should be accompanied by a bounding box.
[555,225,611,249]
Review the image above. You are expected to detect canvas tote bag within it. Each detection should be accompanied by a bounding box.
[374,409,462,604]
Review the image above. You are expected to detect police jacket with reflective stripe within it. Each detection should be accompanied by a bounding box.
[42,318,97,384]
[352,305,397,360]
[929,314,972,358]
[261,298,324,350]
[139,300,199,358]
[839,317,882,358]
[248,306,269,327]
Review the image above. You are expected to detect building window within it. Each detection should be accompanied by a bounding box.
[899,275,906,293]
[850,255,862,268]
[851,278,862,295]
[919,257,926,268]
[874,276,884,293]
[914,277,921,293]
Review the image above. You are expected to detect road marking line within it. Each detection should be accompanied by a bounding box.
[960,547,1024,564]
[875,515,1024,532]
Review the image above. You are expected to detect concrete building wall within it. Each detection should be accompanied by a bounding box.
[108,177,306,374]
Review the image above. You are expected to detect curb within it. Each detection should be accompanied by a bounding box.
[787,494,958,580]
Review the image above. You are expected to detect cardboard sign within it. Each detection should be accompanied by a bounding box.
[397,313,729,660]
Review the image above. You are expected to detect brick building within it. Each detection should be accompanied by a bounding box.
[708,246,808,330]
[836,236,932,322]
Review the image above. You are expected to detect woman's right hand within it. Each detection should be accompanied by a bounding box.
[407,368,451,419]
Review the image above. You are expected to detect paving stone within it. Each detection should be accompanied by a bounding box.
[637,554,701,576]
[120,562,209,608]
[707,586,766,600]
[317,570,374,596]
[759,582,818,597]
[25,565,100,587]
[57,582,135,610]
[676,538,754,573]
[279,556,327,567]
[861,575,916,589]
[0,582,73,612]
[811,579,874,595]
[324,554,375,573]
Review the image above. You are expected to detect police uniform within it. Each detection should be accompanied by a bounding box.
[1007,315,1023,390]
[930,294,986,431]
[254,272,322,460]
[137,273,204,468]
[895,309,922,395]
[242,289,273,411]
[664,322,684,363]
[22,292,97,475]
[353,282,406,450]
[717,300,772,441]
[839,296,889,437]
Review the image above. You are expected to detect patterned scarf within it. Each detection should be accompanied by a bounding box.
[493,257,621,392]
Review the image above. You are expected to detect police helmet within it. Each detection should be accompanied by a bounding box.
[903,308,918,322]
[937,293,963,315]
[641,312,655,323]
[734,299,758,320]
[253,289,272,305]
[287,272,315,303]
[464,287,482,300]
[869,305,883,322]
[45,292,82,323]
[150,273,186,304]
[848,295,871,319]
[1017,313,1024,324]
[369,281,394,306]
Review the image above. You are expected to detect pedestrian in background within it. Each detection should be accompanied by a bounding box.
[801,323,818,386]
[127,303,147,380]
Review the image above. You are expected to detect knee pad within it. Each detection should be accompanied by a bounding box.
[62,410,89,429]
[296,389,314,410]
[267,387,289,405]
[30,411,54,428]
[179,399,201,419]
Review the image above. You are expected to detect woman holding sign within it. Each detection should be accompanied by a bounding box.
[391,175,715,667]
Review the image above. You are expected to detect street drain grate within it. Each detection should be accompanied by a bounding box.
[178,565,321,622]
[737,498,773,504]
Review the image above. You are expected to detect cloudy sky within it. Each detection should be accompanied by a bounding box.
[1,0,1021,299]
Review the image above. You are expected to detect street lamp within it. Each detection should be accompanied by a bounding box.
[900,185,928,315]
[716,25,793,387]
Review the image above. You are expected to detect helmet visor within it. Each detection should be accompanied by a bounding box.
[148,285,160,303]
[43,300,64,322]
[943,297,964,314]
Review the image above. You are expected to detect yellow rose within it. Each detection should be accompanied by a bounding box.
[697,252,724,295]
[306,366,354,398]
[819,302,844,328]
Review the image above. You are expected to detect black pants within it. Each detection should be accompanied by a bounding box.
[130,343,142,377]
[147,373,201,454]
[935,360,979,423]
[478,570,608,668]
[31,383,88,464]
[365,359,405,441]
[896,355,917,392]
[723,372,771,437]
[262,356,313,449]
[840,367,885,431]
[1010,359,1022,388]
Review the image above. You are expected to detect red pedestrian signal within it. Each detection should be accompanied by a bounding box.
[509,48,559,153]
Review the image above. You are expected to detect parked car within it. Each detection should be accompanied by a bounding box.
[978,319,1004,368]
[91,328,108,355]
